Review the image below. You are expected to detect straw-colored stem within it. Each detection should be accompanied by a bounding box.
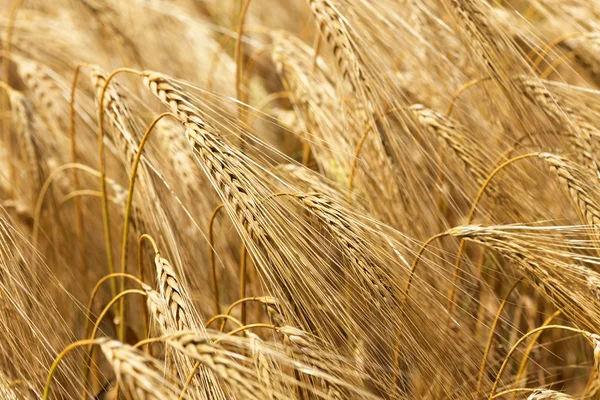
[118,112,176,342]
[445,77,492,117]
[531,32,589,71]
[208,204,224,315]
[540,51,576,79]
[33,163,106,246]
[219,296,264,331]
[83,273,146,341]
[239,232,248,325]
[447,153,539,317]
[221,323,277,339]
[43,339,102,400]
[475,278,523,397]
[347,125,372,202]
[69,63,88,278]
[405,232,450,296]
[512,310,562,392]
[489,325,587,398]
[96,67,142,300]
[205,314,244,330]
[81,289,146,399]
[59,190,103,206]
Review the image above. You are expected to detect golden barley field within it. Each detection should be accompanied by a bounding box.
[2,0,600,399]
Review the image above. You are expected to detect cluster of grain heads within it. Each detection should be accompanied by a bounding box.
[8,1,600,399]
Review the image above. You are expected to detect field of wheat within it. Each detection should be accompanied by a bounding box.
[3,0,600,399]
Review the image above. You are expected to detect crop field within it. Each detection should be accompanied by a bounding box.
[1,0,600,399]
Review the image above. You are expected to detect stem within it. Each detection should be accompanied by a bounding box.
[69,63,91,279]
[235,0,252,144]
[219,296,263,331]
[96,67,142,300]
[540,51,576,79]
[59,190,103,206]
[205,314,243,330]
[44,339,103,400]
[208,204,224,315]
[531,32,589,71]
[81,289,146,399]
[404,232,449,296]
[489,325,587,398]
[33,163,107,245]
[118,112,176,343]
[512,310,562,392]
[82,273,146,344]
[239,232,248,325]
[475,278,523,397]
[219,323,277,340]
[445,77,492,117]
[447,153,539,317]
